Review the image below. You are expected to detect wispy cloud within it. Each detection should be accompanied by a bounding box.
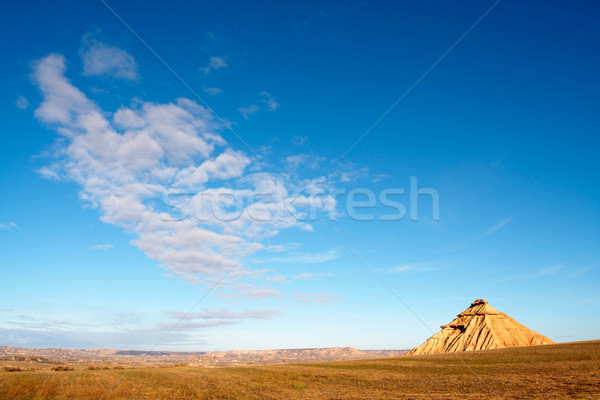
[238,104,260,119]
[264,243,301,253]
[260,91,279,111]
[329,163,369,183]
[261,249,339,264]
[159,308,281,330]
[91,243,113,251]
[215,283,282,300]
[497,265,562,283]
[292,292,341,304]
[203,86,222,95]
[439,217,515,253]
[5,314,99,331]
[157,320,238,329]
[291,135,308,146]
[80,34,139,80]
[387,263,437,274]
[285,154,323,169]
[166,308,281,320]
[15,96,29,110]
[36,166,61,181]
[200,55,228,76]
[480,216,513,238]
[266,272,332,284]
[0,222,18,230]
[237,92,279,120]
[0,325,203,350]
[291,272,332,280]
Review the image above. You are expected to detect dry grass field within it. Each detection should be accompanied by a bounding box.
[0,340,598,399]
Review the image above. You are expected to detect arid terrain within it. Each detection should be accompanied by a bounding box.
[0,346,406,368]
[0,340,598,399]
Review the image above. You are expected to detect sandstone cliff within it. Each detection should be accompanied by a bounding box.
[408,299,554,355]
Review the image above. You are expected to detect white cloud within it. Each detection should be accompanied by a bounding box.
[336,166,369,183]
[31,53,335,284]
[37,166,61,181]
[238,104,260,119]
[260,91,279,111]
[209,56,227,69]
[0,222,18,230]
[285,153,323,169]
[200,56,228,76]
[91,244,113,250]
[291,135,308,146]
[80,37,139,80]
[203,86,222,95]
[15,96,29,110]
[173,149,250,187]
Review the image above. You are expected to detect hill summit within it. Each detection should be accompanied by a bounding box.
[408,299,555,355]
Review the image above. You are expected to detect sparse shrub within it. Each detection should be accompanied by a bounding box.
[292,384,307,390]
[86,365,101,370]
[3,366,23,372]
[52,365,74,371]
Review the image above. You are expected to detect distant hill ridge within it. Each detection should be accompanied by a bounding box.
[188,347,407,366]
[0,346,407,367]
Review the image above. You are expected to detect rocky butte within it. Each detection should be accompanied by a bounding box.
[408,299,555,355]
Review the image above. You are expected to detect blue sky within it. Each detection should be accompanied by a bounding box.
[0,0,598,351]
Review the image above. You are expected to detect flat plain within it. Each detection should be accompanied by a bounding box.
[0,340,598,399]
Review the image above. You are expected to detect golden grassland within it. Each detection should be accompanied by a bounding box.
[0,340,598,399]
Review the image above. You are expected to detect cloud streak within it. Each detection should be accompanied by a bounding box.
[497,265,563,283]
[292,292,341,304]
[480,216,513,239]
[166,309,281,320]
[261,249,339,264]
[91,244,113,251]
